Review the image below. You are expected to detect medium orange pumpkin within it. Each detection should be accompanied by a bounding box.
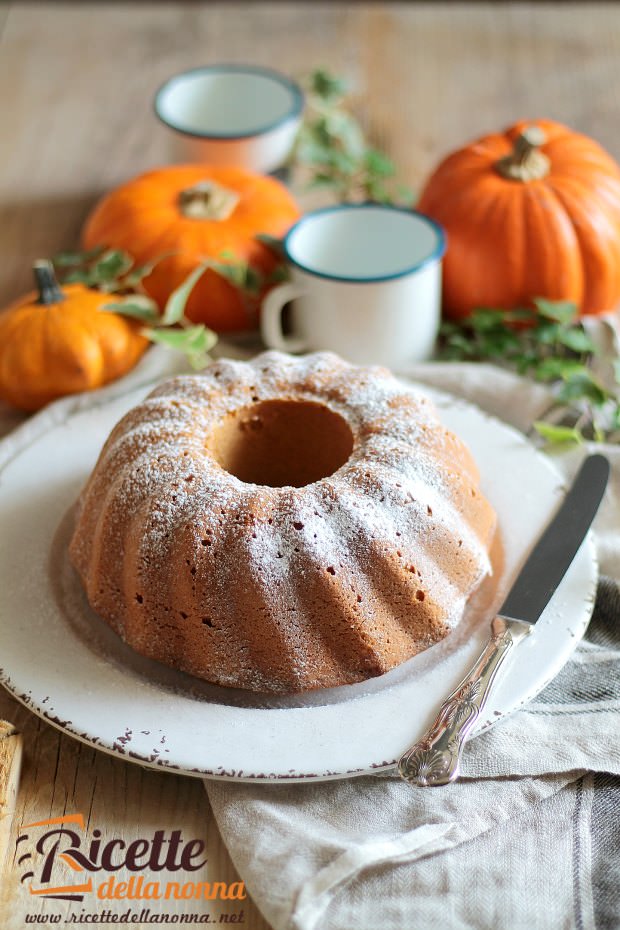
[417,120,620,319]
[0,261,148,411]
[81,165,300,332]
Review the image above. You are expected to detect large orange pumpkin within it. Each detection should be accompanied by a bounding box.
[0,261,148,411]
[417,120,620,319]
[82,165,300,332]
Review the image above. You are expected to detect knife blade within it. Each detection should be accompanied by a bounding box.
[500,453,610,624]
[398,453,610,788]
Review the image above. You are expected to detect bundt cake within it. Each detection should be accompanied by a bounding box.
[69,350,496,694]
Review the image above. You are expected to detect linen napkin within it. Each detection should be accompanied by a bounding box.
[204,360,620,930]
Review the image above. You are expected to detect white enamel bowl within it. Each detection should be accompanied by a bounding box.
[154,65,304,173]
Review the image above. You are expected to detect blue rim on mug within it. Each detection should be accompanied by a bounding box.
[154,64,305,141]
[282,203,447,284]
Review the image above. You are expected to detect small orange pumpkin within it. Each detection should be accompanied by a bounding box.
[417,120,620,319]
[0,261,148,411]
[81,165,300,332]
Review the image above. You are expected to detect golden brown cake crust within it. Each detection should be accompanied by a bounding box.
[69,350,496,693]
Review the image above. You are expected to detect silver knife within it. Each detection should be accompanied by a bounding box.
[398,453,610,788]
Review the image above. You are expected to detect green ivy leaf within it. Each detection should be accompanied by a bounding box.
[557,369,609,406]
[307,173,347,190]
[102,297,160,323]
[213,260,247,290]
[267,264,290,285]
[364,148,396,178]
[256,234,286,258]
[63,268,98,285]
[206,251,269,295]
[533,422,584,445]
[91,249,134,283]
[309,69,348,102]
[514,354,539,375]
[295,140,340,166]
[143,324,210,350]
[324,111,365,158]
[244,266,263,294]
[394,185,416,206]
[556,326,598,354]
[212,258,263,294]
[53,245,106,267]
[469,308,510,332]
[364,178,391,202]
[535,321,563,346]
[533,298,578,325]
[533,358,589,382]
[123,256,168,288]
[482,331,522,357]
[323,148,359,175]
[161,261,211,325]
[143,324,217,369]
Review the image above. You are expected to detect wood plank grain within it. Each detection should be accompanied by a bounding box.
[0,719,22,873]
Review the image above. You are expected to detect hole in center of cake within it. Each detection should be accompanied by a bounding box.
[209,399,354,487]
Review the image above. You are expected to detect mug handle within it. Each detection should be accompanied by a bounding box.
[261,282,308,353]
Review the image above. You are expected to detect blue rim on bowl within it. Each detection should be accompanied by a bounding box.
[283,203,447,284]
[154,64,305,141]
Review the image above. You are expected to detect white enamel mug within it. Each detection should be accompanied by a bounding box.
[261,204,446,368]
[154,65,304,174]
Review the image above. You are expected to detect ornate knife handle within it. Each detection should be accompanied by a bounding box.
[398,616,531,787]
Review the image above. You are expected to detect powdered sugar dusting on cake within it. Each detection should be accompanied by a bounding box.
[69,350,496,694]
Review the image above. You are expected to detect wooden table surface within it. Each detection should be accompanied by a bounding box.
[2,2,620,926]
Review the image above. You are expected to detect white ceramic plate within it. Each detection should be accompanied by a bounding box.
[0,382,597,782]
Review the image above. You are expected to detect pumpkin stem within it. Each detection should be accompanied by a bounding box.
[179,181,241,221]
[495,126,551,182]
[33,259,65,305]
